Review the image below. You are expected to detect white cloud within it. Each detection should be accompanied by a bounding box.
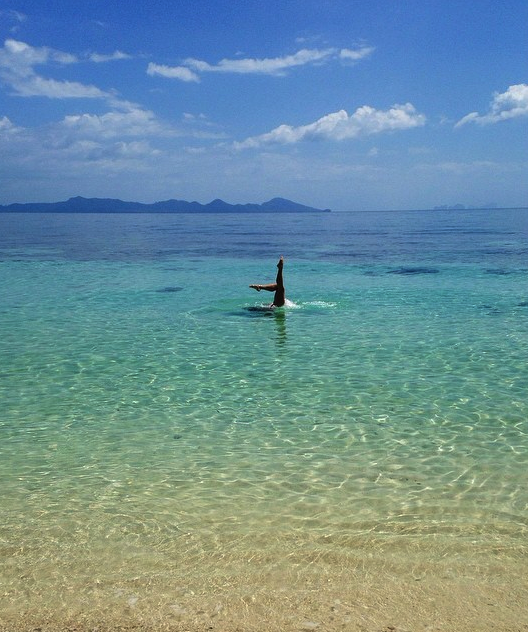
[148,45,374,81]
[2,38,77,65]
[339,47,376,62]
[234,103,426,149]
[13,74,108,99]
[185,47,334,75]
[455,84,528,127]
[0,115,22,134]
[56,104,223,145]
[88,50,132,63]
[0,39,137,105]
[0,39,110,99]
[147,62,199,82]
[60,107,168,139]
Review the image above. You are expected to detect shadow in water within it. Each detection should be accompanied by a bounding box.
[242,305,287,347]
[273,309,287,347]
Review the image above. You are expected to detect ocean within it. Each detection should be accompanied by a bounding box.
[1,208,527,631]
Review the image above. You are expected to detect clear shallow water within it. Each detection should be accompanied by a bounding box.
[1,209,528,628]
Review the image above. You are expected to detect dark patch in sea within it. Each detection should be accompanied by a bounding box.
[479,304,502,315]
[484,268,526,276]
[156,286,183,293]
[517,301,528,308]
[387,267,440,275]
[243,306,277,316]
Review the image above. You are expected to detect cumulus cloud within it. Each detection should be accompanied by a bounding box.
[148,45,374,82]
[456,84,528,127]
[234,103,426,149]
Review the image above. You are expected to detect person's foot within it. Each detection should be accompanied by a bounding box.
[249,284,261,291]
[277,256,284,269]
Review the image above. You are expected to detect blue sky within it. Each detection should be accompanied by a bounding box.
[1,0,527,210]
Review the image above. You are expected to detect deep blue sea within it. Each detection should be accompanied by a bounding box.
[1,209,527,630]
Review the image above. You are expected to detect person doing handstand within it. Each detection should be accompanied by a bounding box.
[249,256,285,307]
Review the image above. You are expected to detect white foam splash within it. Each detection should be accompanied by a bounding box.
[303,300,337,308]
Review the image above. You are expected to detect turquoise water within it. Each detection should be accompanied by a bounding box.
[1,209,528,628]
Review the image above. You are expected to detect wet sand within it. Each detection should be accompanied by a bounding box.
[2,558,528,632]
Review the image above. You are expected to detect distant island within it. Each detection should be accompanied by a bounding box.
[0,196,331,214]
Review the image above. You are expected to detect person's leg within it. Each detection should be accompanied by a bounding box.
[249,283,277,292]
[273,256,285,306]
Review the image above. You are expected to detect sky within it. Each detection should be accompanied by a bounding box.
[0,0,527,211]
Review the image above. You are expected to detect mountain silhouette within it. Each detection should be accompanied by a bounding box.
[0,196,331,213]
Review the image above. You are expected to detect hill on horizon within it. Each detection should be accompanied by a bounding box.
[0,196,331,214]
